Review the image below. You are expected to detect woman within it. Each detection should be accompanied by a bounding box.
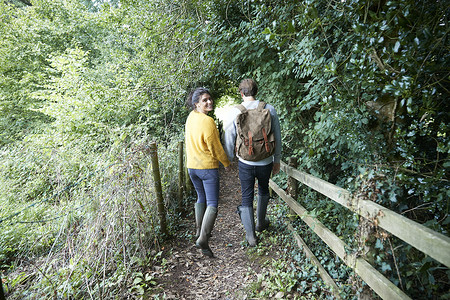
[185,87,230,257]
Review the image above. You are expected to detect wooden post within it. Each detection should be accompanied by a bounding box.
[357,215,378,299]
[185,167,193,194]
[287,157,298,220]
[184,143,193,195]
[149,142,168,236]
[177,141,185,213]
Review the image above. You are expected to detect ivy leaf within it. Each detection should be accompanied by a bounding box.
[381,262,392,272]
[393,41,401,53]
[443,216,450,225]
[314,112,322,121]
[145,273,153,281]
[262,27,272,34]
[375,239,384,250]
[428,273,435,284]
[389,191,397,203]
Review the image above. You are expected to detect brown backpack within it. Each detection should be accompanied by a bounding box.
[235,101,276,161]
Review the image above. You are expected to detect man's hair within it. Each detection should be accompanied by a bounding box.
[239,79,258,97]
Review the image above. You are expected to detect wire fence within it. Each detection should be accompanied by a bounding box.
[0,141,181,227]
[0,162,119,226]
[1,141,183,298]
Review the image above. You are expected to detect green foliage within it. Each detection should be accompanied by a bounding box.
[0,0,106,145]
[245,201,342,299]
[193,0,448,298]
[1,133,183,298]
[1,2,196,298]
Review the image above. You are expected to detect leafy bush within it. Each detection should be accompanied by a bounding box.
[1,131,184,298]
[194,0,449,298]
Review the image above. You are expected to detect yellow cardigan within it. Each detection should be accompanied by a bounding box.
[185,111,230,169]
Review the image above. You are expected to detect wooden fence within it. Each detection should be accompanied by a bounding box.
[150,142,449,298]
[147,141,191,236]
[269,160,450,300]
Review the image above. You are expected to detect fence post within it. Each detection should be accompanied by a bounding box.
[184,144,193,195]
[185,168,193,194]
[177,141,185,213]
[287,157,298,221]
[357,216,380,299]
[149,142,169,236]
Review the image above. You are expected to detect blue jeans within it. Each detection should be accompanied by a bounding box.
[188,168,220,208]
[238,161,273,207]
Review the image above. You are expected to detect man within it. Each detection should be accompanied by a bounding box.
[224,79,282,246]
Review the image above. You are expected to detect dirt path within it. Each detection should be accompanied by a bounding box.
[155,161,264,299]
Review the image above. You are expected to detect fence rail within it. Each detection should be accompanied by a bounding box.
[279,161,450,268]
[269,160,450,300]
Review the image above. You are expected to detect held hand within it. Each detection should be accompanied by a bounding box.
[272,163,280,175]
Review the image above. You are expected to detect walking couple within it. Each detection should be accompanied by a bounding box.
[185,79,282,258]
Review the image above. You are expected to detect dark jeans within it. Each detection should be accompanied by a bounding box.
[238,161,273,207]
[188,168,220,207]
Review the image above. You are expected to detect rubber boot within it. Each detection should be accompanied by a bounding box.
[256,195,270,232]
[237,205,257,247]
[195,206,217,257]
[194,202,206,238]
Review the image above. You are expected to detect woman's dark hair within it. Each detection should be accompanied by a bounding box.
[186,87,210,110]
[239,79,258,97]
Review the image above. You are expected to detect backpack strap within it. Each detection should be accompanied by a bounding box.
[248,131,253,155]
[257,101,267,111]
[236,104,247,113]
